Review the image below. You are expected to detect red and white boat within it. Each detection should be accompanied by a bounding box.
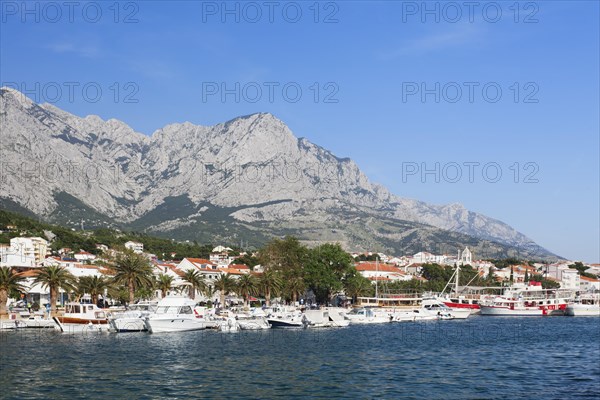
[479,282,573,316]
[53,302,110,333]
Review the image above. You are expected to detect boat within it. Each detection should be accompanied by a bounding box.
[422,298,470,319]
[108,301,158,332]
[437,264,482,314]
[303,309,350,328]
[144,296,216,333]
[344,307,392,324]
[266,307,308,328]
[53,302,110,333]
[0,314,20,330]
[17,312,55,328]
[237,317,271,330]
[479,282,573,316]
[565,293,600,316]
[219,316,241,332]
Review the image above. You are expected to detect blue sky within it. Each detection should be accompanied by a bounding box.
[1,1,598,262]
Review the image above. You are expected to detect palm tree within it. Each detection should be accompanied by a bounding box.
[78,276,111,305]
[182,270,206,300]
[259,268,282,306]
[0,267,26,316]
[112,250,154,304]
[344,276,372,304]
[157,274,174,298]
[33,266,76,316]
[236,274,258,307]
[213,273,236,309]
[285,275,305,304]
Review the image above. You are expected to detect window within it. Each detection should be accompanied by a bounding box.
[180,306,192,314]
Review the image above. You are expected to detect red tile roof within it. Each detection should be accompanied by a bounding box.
[355,263,405,273]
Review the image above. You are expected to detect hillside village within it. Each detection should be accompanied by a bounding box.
[2,223,598,309]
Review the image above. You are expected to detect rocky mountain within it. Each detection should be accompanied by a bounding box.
[0,87,558,259]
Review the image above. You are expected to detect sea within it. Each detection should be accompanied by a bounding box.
[1,317,598,399]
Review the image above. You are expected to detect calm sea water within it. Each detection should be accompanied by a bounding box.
[1,317,599,399]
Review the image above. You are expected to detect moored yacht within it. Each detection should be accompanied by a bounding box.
[144,296,216,333]
[108,301,158,332]
[53,302,110,333]
[565,293,600,316]
[344,307,392,324]
[422,298,470,319]
[479,283,573,316]
[303,309,350,328]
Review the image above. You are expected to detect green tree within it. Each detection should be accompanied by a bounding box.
[213,273,236,308]
[77,275,111,305]
[236,274,258,307]
[182,270,206,300]
[343,273,373,304]
[157,274,174,298]
[259,268,282,306]
[0,267,26,316]
[33,266,76,316]
[304,243,354,305]
[233,254,260,267]
[112,250,154,304]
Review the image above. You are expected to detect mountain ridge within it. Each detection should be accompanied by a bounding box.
[0,87,559,260]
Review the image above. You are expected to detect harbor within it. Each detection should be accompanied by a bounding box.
[1,317,598,399]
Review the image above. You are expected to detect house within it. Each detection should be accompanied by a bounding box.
[0,237,48,268]
[404,263,423,275]
[124,241,144,253]
[579,275,600,292]
[355,262,413,282]
[177,258,221,281]
[74,251,97,262]
[209,251,235,267]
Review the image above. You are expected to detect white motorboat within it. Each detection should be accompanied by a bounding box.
[344,308,392,324]
[391,308,438,322]
[18,312,55,328]
[422,298,469,319]
[53,303,110,334]
[236,316,271,330]
[266,307,308,328]
[303,309,350,328]
[108,301,158,332]
[0,316,20,330]
[565,294,600,316]
[144,296,215,333]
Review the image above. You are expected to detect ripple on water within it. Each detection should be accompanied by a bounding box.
[1,318,599,399]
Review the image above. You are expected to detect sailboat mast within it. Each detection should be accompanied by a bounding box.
[455,263,460,294]
[375,255,379,300]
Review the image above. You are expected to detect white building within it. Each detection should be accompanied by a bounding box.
[0,237,48,268]
[560,268,580,291]
[579,275,600,292]
[177,258,221,281]
[124,241,144,253]
[74,251,97,262]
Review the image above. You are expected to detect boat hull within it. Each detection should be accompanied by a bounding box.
[108,317,147,332]
[480,306,545,316]
[145,317,212,333]
[267,318,305,328]
[565,304,600,316]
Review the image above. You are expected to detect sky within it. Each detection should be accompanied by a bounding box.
[1,1,598,262]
